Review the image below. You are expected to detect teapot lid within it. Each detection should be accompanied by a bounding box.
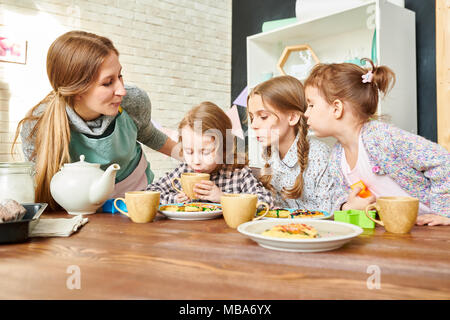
[63,155,100,168]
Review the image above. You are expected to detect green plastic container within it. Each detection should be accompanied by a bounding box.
[334,210,377,229]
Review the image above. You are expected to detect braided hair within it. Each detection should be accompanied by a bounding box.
[248,75,310,199]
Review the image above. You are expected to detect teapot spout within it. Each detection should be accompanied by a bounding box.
[89,163,121,205]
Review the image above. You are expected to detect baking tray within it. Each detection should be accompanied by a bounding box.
[0,203,48,244]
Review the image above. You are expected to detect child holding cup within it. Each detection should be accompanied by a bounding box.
[147,102,274,206]
[303,58,450,225]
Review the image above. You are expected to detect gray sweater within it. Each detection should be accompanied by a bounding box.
[20,84,168,161]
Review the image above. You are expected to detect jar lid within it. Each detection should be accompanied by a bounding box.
[0,162,33,168]
[63,155,100,168]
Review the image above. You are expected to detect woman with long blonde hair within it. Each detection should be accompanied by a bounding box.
[13,31,178,210]
[247,75,334,212]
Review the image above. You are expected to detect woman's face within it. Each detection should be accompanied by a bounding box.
[247,94,292,148]
[304,86,335,137]
[181,126,219,174]
[74,53,126,121]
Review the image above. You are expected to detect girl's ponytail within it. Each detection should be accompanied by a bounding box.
[362,58,396,97]
[306,58,397,121]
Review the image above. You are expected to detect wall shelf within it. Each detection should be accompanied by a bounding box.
[247,0,416,167]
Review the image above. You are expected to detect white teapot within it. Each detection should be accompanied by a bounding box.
[50,155,120,215]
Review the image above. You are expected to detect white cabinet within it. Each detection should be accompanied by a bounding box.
[246,0,416,168]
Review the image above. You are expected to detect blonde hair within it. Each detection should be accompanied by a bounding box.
[178,101,247,172]
[247,75,309,199]
[12,31,119,210]
[304,58,396,121]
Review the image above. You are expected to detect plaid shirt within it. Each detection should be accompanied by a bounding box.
[147,162,274,206]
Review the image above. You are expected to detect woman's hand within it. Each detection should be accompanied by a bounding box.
[342,187,376,211]
[193,180,222,203]
[416,214,450,226]
[175,192,189,203]
[158,138,183,161]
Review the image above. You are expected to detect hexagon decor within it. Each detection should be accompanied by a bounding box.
[277,44,320,79]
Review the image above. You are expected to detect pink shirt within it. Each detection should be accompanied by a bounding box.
[341,133,432,214]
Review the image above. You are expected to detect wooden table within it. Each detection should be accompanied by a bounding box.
[0,211,449,300]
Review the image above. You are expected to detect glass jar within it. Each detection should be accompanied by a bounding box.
[0,162,35,203]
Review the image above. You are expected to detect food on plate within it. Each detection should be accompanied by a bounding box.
[262,223,319,239]
[256,208,325,218]
[184,204,203,212]
[256,208,291,218]
[290,209,324,218]
[160,203,221,212]
[161,205,180,212]
[0,199,27,223]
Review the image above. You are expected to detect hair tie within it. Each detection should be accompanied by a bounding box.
[361,70,373,83]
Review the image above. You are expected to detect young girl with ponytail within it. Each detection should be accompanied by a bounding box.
[247,75,334,212]
[12,31,178,210]
[304,59,450,225]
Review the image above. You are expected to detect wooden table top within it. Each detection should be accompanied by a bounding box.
[0,211,449,300]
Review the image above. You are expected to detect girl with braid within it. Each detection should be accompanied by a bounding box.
[247,75,334,212]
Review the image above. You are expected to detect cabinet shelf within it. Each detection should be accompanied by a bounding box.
[247,0,416,168]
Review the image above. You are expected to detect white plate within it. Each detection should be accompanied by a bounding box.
[237,219,363,252]
[159,203,222,221]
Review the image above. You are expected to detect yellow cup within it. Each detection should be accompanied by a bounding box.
[114,191,160,223]
[171,173,210,200]
[365,196,419,233]
[220,193,269,228]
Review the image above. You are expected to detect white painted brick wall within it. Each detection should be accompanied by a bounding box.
[0,0,232,180]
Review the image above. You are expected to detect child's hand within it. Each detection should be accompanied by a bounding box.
[416,214,450,226]
[342,187,376,211]
[193,180,223,203]
[176,192,189,203]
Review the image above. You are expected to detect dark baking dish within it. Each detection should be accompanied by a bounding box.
[0,203,48,244]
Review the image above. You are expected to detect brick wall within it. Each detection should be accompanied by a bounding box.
[0,0,232,179]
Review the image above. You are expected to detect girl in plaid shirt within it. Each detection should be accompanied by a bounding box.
[147,102,274,206]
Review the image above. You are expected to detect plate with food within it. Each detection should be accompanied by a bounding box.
[158,202,222,220]
[255,208,333,220]
[237,219,363,252]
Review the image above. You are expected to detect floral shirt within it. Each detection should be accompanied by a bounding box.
[267,135,334,213]
[329,120,450,216]
[147,162,274,206]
